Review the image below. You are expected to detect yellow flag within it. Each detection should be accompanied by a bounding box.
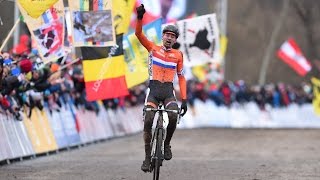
[311,77,320,116]
[124,33,148,88]
[113,0,136,34]
[192,65,206,81]
[220,35,228,59]
[18,0,59,18]
[83,56,127,81]
[17,0,65,63]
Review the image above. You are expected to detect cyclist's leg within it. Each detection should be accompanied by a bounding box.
[163,98,179,160]
[141,90,158,172]
[143,101,158,155]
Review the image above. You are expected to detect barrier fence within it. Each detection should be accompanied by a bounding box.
[1,99,319,164]
[0,100,143,163]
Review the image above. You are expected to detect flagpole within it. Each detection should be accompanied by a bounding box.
[13,1,20,46]
[50,58,81,75]
[0,18,20,52]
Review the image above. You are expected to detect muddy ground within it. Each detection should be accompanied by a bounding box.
[1,128,320,180]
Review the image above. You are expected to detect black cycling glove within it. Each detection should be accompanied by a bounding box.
[180,99,188,117]
[136,4,146,20]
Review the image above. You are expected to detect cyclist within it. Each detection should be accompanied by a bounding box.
[135,4,188,172]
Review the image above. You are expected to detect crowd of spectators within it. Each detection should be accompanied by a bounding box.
[186,79,313,112]
[0,34,314,121]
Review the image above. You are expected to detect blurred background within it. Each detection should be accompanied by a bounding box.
[1,0,320,84]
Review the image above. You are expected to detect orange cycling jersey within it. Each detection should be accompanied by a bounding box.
[135,20,187,100]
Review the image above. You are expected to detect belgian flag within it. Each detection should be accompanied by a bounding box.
[81,34,128,101]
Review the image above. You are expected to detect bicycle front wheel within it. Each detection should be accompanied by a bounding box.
[153,128,163,180]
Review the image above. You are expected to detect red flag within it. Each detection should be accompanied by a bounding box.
[277,38,312,76]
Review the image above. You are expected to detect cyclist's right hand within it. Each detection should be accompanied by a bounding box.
[180,99,188,117]
[136,4,146,20]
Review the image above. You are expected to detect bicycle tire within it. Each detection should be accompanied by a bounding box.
[153,128,163,180]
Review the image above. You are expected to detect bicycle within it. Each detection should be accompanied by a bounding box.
[144,103,181,180]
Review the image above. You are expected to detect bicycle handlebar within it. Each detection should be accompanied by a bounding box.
[144,107,182,124]
[144,107,180,114]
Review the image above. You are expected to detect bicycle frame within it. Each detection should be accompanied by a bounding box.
[144,105,180,180]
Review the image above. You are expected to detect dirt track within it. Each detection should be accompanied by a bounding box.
[1,128,320,180]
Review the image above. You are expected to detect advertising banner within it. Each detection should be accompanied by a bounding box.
[105,109,126,137]
[23,109,58,153]
[14,121,35,157]
[0,116,12,161]
[1,116,19,159]
[61,101,81,146]
[75,109,94,143]
[96,103,115,139]
[45,109,69,148]
[4,117,31,158]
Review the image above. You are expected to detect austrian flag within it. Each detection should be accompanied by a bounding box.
[277,38,312,76]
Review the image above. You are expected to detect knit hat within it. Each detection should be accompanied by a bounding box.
[19,58,33,73]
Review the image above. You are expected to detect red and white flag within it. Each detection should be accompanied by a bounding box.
[277,38,312,76]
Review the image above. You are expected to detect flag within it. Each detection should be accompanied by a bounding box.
[165,14,220,67]
[220,35,228,60]
[73,0,132,99]
[17,0,59,18]
[81,35,129,101]
[277,38,312,76]
[123,18,162,88]
[113,0,136,35]
[130,0,187,28]
[311,77,320,116]
[17,0,65,63]
[68,0,116,47]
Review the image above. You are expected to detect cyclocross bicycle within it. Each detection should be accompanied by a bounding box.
[144,103,181,180]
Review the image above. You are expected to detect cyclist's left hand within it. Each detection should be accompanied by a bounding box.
[180,99,187,117]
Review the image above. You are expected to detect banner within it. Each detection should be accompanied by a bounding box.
[124,18,162,88]
[169,14,220,67]
[17,0,65,63]
[113,0,136,34]
[68,0,116,47]
[0,116,13,160]
[45,109,70,148]
[17,0,59,18]
[96,102,116,138]
[130,0,187,27]
[58,99,82,146]
[23,109,58,153]
[2,117,27,158]
[14,121,35,157]
[277,38,312,76]
[311,77,320,116]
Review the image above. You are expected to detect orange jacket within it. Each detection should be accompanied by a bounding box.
[135,20,187,100]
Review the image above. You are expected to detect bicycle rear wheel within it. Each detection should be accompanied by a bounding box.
[153,128,163,180]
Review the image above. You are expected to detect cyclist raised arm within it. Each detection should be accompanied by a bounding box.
[135,4,188,172]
